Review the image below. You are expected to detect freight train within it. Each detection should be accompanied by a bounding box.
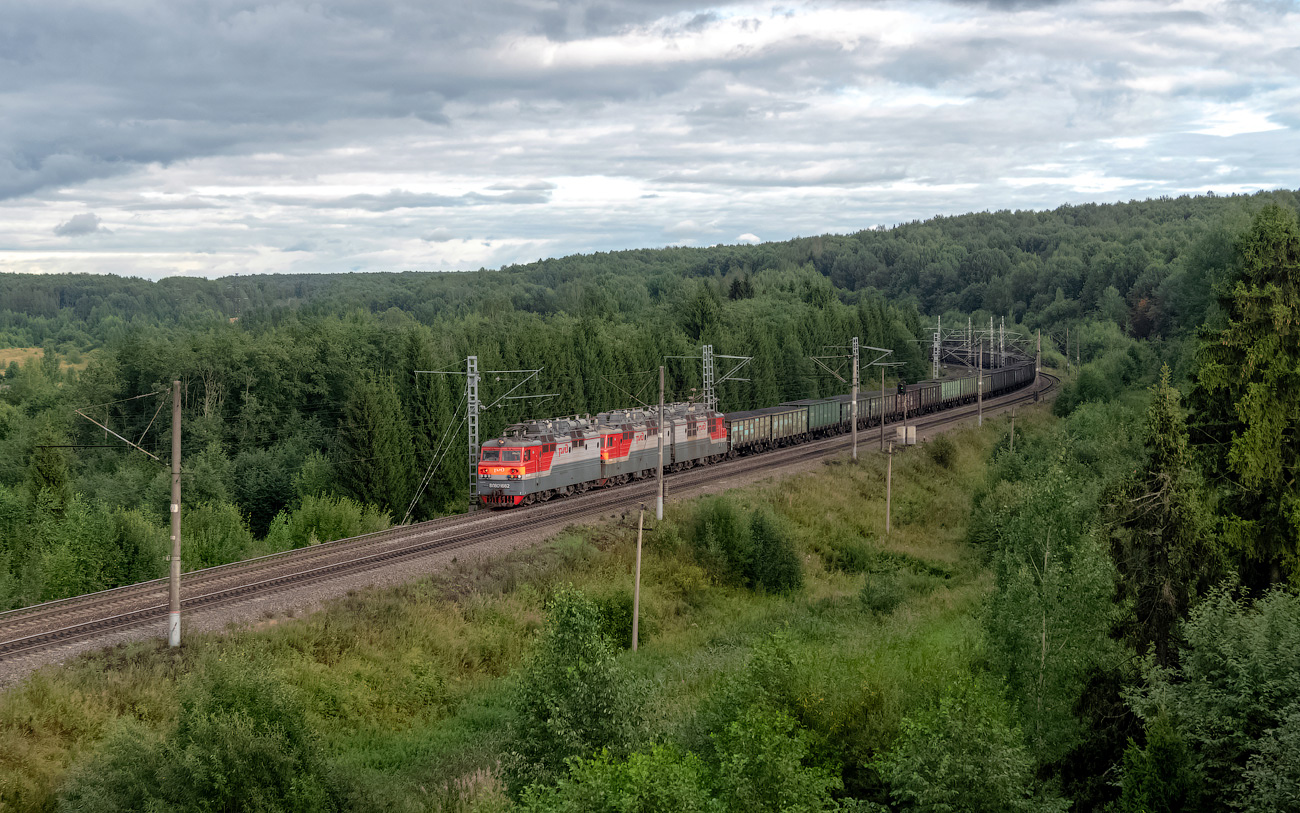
[477,358,1036,507]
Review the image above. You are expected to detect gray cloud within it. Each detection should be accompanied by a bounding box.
[0,0,1296,278]
[53,212,107,236]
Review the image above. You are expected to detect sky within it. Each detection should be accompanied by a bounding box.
[1,0,1297,279]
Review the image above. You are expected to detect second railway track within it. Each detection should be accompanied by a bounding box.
[0,372,1056,665]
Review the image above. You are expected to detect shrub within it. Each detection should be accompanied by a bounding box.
[822,532,873,575]
[859,571,907,615]
[689,498,802,594]
[262,493,390,551]
[184,501,254,569]
[691,497,752,585]
[57,661,345,813]
[591,589,655,650]
[712,705,841,813]
[519,746,718,813]
[748,510,803,594]
[925,433,957,469]
[1124,587,1300,811]
[874,680,1067,813]
[501,586,641,797]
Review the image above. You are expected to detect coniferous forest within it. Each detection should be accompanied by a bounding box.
[2,188,1300,812]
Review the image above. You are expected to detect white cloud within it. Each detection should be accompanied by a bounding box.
[736,233,760,243]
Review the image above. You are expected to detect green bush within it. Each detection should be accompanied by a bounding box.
[1123,587,1300,811]
[57,661,346,813]
[690,498,802,594]
[822,532,873,575]
[748,510,803,594]
[262,493,390,551]
[859,571,907,615]
[591,589,656,650]
[874,680,1067,813]
[184,501,254,569]
[502,586,641,797]
[520,746,718,813]
[925,433,957,469]
[711,705,841,813]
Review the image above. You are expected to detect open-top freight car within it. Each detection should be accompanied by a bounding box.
[725,404,809,452]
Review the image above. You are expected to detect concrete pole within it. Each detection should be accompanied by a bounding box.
[656,366,665,521]
[885,442,893,535]
[977,339,983,428]
[879,365,886,452]
[168,380,181,648]
[851,337,859,462]
[632,505,644,652]
[1010,411,1016,453]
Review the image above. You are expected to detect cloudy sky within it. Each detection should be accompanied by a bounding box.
[1,0,1296,279]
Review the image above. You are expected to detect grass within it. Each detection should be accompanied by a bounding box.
[0,408,1053,812]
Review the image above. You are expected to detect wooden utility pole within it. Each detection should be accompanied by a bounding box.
[885,442,893,535]
[851,338,859,462]
[1010,411,1016,453]
[632,505,644,652]
[657,367,665,521]
[168,380,182,648]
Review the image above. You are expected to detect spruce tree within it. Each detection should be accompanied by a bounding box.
[337,373,414,518]
[1105,366,1219,666]
[1189,203,1300,588]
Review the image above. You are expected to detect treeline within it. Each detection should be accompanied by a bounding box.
[0,263,925,608]
[3,189,1296,353]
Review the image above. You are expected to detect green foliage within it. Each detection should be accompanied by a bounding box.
[925,433,957,469]
[1125,587,1300,811]
[874,680,1067,813]
[1103,367,1219,666]
[520,746,720,813]
[749,509,804,594]
[859,571,908,616]
[1116,713,1203,813]
[56,661,345,813]
[338,373,415,518]
[982,466,1121,765]
[184,501,254,570]
[711,705,841,813]
[1240,707,1300,813]
[690,498,802,593]
[262,493,390,552]
[1190,202,1300,588]
[502,586,641,797]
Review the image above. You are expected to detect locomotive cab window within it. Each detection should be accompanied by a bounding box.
[481,449,500,462]
[503,450,521,462]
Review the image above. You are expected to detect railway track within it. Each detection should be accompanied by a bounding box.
[0,371,1056,665]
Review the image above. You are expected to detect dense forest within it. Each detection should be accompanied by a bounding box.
[3,189,1300,812]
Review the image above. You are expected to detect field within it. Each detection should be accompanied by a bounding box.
[0,348,91,374]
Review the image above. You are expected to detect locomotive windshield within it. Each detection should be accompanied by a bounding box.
[481,449,500,462]
[502,450,521,462]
